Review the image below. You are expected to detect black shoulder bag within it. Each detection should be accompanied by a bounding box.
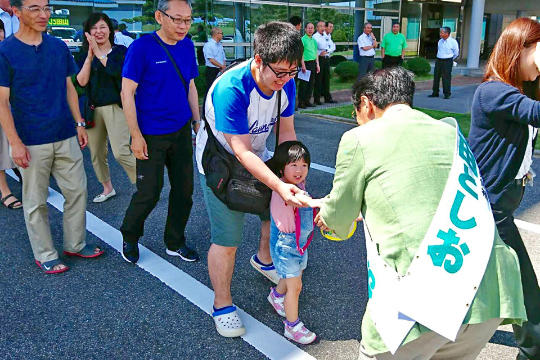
[151,33,189,96]
[201,83,282,215]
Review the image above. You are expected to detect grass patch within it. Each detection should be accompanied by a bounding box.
[304,105,472,136]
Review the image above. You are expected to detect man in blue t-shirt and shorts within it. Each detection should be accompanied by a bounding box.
[0,0,104,274]
[120,0,201,263]
[195,21,305,337]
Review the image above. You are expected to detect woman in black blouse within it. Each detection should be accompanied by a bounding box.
[77,12,136,203]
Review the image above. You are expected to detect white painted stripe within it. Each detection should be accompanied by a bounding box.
[6,169,315,360]
[515,219,540,235]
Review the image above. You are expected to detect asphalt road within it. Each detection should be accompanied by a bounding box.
[0,113,538,360]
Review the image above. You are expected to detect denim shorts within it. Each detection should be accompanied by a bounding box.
[199,174,270,247]
[269,214,312,279]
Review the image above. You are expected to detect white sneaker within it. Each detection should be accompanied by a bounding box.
[212,306,246,338]
[250,254,279,284]
[93,189,116,203]
[267,287,286,317]
[284,320,317,345]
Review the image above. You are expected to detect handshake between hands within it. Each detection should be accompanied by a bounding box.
[292,192,363,232]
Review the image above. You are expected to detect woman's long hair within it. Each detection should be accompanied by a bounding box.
[81,12,115,52]
[484,17,540,98]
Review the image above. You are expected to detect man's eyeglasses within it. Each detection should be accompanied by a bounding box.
[21,5,53,13]
[267,63,298,79]
[158,9,193,25]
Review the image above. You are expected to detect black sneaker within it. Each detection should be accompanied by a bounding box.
[444,95,451,99]
[122,241,139,263]
[325,99,337,104]
[166,245,200,262]
[314,100,322,105]
[428,93,439,98]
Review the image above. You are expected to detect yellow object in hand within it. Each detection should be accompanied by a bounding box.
[321,221,357,241]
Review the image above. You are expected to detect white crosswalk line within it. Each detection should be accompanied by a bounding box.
[6,169,315,360]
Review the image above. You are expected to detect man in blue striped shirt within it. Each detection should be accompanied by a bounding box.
[429,27,459,99]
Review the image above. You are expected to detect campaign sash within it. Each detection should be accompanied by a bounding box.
[364,118,495,354]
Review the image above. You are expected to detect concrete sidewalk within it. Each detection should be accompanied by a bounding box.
[303,75,483,115]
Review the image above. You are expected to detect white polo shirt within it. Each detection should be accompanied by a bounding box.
[436,37,459,60]
[0,9,19,37]
[357,32,375,56]
[203,38,226,68]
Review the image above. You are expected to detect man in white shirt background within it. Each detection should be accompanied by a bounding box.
[429,26,459,99]
[203,27,226,94]
[313,20,337,104]
[111,19,133,48]
[357,22,377,80]
[0,0,19,38]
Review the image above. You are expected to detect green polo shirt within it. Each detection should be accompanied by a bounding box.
[301,34,317,61]
[381,32,407,56]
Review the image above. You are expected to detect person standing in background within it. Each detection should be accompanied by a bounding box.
[380,23,407,69]
[196,24,207,65]
[0,18,21,210]
[298,22,318,109]
[357,22,377,80]
[429,27,459,99]
[0,0,19,37]
[289,15,301,32]
[203,27,225,92]
[111,19,133,48]
[313,21,336,105]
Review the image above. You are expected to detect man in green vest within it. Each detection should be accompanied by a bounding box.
[381,23,407,69]
[298,22,319,109]
[305,67,526,359]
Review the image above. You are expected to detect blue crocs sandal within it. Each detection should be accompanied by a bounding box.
[64,244,104,258]
[212,306,246,338]
[35,259,69,274]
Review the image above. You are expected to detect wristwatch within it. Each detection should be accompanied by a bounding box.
[191,119,201,126]
[76,121,86,127]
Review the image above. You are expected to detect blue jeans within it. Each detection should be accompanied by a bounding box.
[269,206,314,279]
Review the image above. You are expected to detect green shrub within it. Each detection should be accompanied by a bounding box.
[332,29,347,52]
[402,61,409,70]
[329,55,347,67]
[334,61,359,81]
[406,57,431,75]
[195,65,206,95]
[374,60,382,69]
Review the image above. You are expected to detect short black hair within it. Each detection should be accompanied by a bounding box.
[253,21,303,67]
[325,21,333,27]
[111,18,119,30]
[352,67,415,111]
[289,16,302,27]
[272,141,311,177]
[82,12,115,51]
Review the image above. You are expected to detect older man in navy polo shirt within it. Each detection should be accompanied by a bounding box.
[0,0,105,274]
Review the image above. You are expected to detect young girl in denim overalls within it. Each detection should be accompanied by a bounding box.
[267,141,316,344]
